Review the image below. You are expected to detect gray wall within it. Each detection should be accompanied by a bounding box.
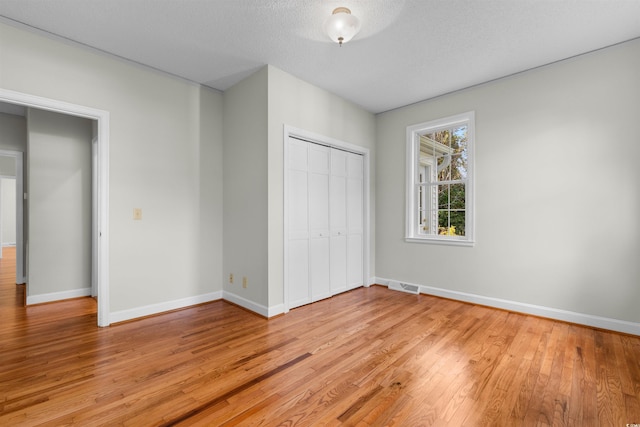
[266,65,376,309]
[0,132,20,248]
[0,112,26,152]
[222,66,269,307]
[375,38,640,324]
[197,87,224,302]
[1,21,224,315]
[0,156,16,176]
[2,18,638,330]
[1,178,16,245]
[222,65,376,314]
[27,108,92,296]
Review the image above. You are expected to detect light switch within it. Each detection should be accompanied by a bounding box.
[133,208,142,220]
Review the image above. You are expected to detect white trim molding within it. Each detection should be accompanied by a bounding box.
[109,291,223,324]
[0,88,110,327]
[109,292,283,323]
[27,288,92,305]
[223,291,285,318]
[374,277,640,336]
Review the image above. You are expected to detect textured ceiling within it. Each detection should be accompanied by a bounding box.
[1,0,640,113]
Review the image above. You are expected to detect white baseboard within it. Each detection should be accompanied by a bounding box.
[374,277,640,336]
[27,287,91,305]
[267,303,285,317]
[222,291,285,318]
[97,277,638,334]
[109,291,223,324]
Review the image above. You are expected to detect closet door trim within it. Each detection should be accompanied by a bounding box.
[283,125,370,313]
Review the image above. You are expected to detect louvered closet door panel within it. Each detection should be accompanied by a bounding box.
[330,150,348,293]
[308,144,330,236]
[330,149,347,231]
[310,237,331,301]
[288,239,310,308]
[346,153,364,233]
[347,234,363,288]
[330,235,347,293]
[289,170,308,240]
[286,137,365,309]
[309,144,330,173]
[287,137,311,308]
[308,173,329,235]
[308,144,331,302]
[331,148,348,175]
[346,152,364,289]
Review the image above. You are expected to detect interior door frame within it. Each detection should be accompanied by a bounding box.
[0,153,23,281]
[0,88,110,327]
[283,125,370,313]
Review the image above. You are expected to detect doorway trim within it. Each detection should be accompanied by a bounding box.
[0,88,110,327]
[0,152,23,283]
[283,125,371,313]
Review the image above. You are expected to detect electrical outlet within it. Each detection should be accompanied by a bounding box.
[242,277,247,288]
[133,208,142,220]
[229,273,233,284]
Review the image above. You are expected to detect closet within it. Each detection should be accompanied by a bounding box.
[286,136,364,310]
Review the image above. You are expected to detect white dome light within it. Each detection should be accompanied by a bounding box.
[324,7,361,47]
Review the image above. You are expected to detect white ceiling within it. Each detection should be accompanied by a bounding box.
[1,0,640,113]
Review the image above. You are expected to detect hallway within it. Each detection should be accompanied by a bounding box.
[0,247,23,311]
[0,246,97,331]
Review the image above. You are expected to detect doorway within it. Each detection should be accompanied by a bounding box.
[0,178,16,258]
[0,88,110,327]
[0,151,24,285]
[27,109,93,306]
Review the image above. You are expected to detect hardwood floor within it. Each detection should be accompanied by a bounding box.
[1,247,639,426]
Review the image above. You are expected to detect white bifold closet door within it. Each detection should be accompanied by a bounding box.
[287,136,364,309]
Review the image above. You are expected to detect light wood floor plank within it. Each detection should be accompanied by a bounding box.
[1,246,639,425]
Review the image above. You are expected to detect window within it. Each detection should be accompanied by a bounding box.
[406,112,474,245]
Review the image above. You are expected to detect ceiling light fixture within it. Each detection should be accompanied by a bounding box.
[324,7,361,47]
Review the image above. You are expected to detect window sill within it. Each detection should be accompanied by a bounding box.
[405,236,475,247]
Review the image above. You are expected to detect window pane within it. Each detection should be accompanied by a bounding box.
[438,210,450,234]
[417,164,431,184]
[450,210,466,236]
[449,183,466,209]
[451,154,467,180]
[418,209,434,234]
[453,126,467,154]
[437,182,466,236]
[438,184,448,209]
[433,130,451,147]
[451,210,466,236]
[438,210,466,236]
[437,154,451,181]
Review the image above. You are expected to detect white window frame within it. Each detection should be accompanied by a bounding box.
[405,111,475,246]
